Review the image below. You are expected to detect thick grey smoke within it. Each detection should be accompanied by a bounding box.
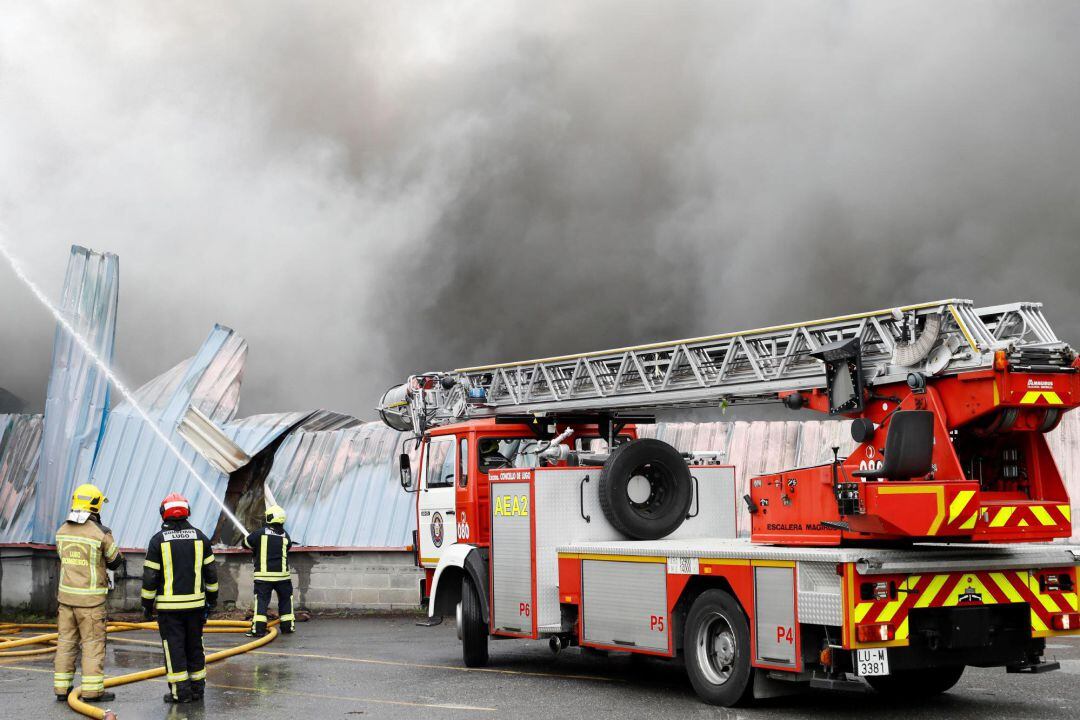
[2,2,1080,420]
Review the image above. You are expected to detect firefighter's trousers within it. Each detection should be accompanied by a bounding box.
[157,609,206,700]
[54,603,107,698]
[252,579,294,634]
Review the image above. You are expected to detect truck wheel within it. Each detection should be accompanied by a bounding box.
[598,438,692,540]
[684,589,755,707]
[866,666,964,698]
[460,575,489,667]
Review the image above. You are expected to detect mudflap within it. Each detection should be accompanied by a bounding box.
[752,672,802,700]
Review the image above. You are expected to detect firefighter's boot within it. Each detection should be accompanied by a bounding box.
[163,680,194,704]
[84,692,116,702]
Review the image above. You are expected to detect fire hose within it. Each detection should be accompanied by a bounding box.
[0,618,279,720]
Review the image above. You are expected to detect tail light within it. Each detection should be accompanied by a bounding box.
[1051,612,1080,631]
[856,622,895,643]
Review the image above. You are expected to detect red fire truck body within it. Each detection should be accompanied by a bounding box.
[383,300,1080,704]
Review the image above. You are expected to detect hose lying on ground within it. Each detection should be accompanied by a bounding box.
[0,618,279,720]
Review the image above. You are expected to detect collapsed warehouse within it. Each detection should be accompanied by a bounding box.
[2,246,1080,615]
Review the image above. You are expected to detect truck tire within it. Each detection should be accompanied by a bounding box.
[684,589,755,707]
[598,438,692,540]
[865,666,964,698]
[460,575,489,667]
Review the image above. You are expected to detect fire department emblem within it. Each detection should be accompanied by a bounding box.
[431,512,444,548]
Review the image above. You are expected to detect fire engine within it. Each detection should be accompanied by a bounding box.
[378,299,1080,705]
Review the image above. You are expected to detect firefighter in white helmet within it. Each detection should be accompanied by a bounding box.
[53,483,126,702]
[244,505,295,636]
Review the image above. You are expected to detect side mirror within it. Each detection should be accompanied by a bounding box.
[399,453,414,491]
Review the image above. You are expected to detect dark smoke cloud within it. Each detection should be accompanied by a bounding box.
[2,2,1080,421]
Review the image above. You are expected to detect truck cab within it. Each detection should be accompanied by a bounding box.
[401,419,636,605]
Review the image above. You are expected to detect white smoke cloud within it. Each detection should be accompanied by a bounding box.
[2,1,1079,419]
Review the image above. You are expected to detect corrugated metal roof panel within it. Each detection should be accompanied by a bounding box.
[222,412,314,457]
[88,325,246,548]
[31,246,118,542]
[266,422,412,548]
[0,414,43,543]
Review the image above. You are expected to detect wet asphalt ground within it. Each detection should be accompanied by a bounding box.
[1,615,1078,720]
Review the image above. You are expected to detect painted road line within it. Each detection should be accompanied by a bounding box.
[96,636,622,682]
[209,681,497,711]
[249,649,623,682]
[0,665,495,712]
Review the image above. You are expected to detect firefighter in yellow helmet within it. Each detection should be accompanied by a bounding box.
[243,505,295,636]
[53,483,125,702]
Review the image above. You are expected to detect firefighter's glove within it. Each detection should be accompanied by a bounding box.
[203,605,215,625]
[141,601,155,622]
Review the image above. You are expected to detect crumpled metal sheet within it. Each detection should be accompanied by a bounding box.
[0,414,44,543]
[30,246,118,543]
[87,325,247,547]
[265,420,413,548]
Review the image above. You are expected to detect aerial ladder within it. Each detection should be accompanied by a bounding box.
[380,299,1077,545]
[380,298,1080,705]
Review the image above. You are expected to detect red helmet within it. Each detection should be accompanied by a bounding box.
[160,492,190,520]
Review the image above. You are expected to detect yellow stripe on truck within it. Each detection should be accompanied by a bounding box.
[989,507,1016,528]
[949,491,975,523]
[989,573,1024,603]
[914,575,949,608]
[1030,505,1056,526]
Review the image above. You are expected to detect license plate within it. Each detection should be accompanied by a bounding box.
[855,648,890,676]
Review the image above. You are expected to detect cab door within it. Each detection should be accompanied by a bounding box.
[417,435,457,568]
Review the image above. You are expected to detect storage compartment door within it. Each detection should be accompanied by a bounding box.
[582,560,669,653]
[490,481,535,636]
[754,565,797,667]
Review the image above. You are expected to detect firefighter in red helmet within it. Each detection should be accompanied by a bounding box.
[141,493,218,704]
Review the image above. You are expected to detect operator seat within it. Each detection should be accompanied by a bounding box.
[851,410,934,480]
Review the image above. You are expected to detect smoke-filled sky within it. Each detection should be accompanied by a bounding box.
[2,1,1080,419]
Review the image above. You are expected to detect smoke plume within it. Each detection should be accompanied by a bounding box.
[2,2,1080,420]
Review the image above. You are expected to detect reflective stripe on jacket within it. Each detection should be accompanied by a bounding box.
[141,520,219,611]
[55,519,123,608]
[244,525,292,581]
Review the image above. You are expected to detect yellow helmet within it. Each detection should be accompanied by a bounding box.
[265,505,286,525]
[71,484,107,514]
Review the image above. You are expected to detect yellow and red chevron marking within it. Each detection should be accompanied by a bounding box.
[1018,390,1064,405]
[943,489,980,531]
[846,567,1079,649]
[979,503,1072,531]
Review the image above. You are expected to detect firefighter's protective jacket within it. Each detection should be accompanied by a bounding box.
[141,520,219,611]
[243,524,292,581]
[55,517,124,607]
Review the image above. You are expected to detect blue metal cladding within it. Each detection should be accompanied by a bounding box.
[88,325,247,548]
[266,420,414,549]
[0,414,44,543]
[31,246,119,543]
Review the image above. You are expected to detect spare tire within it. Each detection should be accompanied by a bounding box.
[598,438,692,540]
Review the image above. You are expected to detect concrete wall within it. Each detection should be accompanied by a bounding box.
[0,547,423,615]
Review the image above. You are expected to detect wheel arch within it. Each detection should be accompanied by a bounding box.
[672,575,747,655]
[429,544,489,622]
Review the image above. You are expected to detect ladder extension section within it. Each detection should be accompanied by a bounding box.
[399,300,1068,426]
